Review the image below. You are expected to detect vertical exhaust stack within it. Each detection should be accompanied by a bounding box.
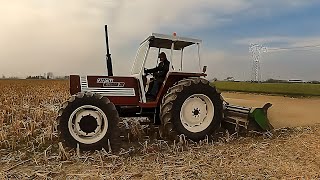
[105,25,113,76]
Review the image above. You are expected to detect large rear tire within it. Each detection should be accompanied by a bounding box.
[160,78,223,141]
[57,92,120,151]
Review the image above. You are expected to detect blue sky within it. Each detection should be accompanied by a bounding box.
[1,0,320,81]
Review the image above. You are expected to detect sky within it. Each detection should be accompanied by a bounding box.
[1,0,320,81]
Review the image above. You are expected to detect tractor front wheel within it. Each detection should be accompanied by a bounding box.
[57,92,120,151]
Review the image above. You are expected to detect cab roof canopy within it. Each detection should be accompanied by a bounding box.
[144,33,202,50]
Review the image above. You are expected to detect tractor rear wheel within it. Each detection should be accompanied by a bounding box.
[57,92,120,151]
[160,78,223,141]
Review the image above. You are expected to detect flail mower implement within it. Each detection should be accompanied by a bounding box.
[224,102,273,131]
[56,25,273,150]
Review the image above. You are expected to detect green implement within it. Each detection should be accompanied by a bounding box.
[223,102,273,131]
[249,103,273,130]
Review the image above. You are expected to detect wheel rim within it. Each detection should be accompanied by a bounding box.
[180,94,214,133]
[68,105,108,144]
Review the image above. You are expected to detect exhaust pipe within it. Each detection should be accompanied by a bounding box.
[105,25,113,76]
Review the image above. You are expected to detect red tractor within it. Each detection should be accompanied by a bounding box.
[57,26,273,150]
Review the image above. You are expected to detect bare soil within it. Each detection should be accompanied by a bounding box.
[222,92,320,128]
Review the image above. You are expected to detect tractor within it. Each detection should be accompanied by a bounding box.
[56,25,273,150]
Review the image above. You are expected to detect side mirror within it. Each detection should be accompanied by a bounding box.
[202,66,207,73]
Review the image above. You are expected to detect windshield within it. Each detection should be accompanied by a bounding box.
[131,41,149,75]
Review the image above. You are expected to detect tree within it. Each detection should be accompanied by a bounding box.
[309,80,320,84]
[225,77,235,81]
[265,78,287,83]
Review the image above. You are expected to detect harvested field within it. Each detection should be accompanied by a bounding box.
[222,92,320,128]
[0,79,320,179]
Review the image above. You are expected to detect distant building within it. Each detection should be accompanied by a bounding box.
[47,72,54,79]
[288,79,306,83]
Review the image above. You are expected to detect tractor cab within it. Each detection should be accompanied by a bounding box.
[131,33,206,104]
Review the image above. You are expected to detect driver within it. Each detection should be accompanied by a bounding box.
[145,52,170,101]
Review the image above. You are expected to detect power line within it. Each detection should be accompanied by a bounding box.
[248,42,320,82]
[268,44,320,52]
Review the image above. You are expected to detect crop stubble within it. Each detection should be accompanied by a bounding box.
[0,80,319,179]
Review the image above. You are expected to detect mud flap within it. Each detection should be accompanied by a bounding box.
[249,103,273,131]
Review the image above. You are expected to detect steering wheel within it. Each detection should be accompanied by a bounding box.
[144,68,152,76]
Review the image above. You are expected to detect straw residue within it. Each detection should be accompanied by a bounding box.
[0,80,319,179]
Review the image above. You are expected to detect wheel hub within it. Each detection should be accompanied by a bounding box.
[68,105,108,144]
[180,94,214,133]
[79,115,98,134]
[74,110,102,137]
[192,108,200,117]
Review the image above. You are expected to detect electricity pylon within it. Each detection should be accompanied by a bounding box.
[249,44,267,82]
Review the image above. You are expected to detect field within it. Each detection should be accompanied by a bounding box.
[1,79,320,179]
[213,81,320,96]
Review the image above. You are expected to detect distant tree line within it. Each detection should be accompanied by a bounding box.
[309,80,320,84]
[26,75,47,79]
[265,78,320,84]
[25,75,69,80]
[0,74,69,80]
[0,75,20,79]
[264,79,288,83]
[211,77,320,84]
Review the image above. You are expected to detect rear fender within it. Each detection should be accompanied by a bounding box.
[156,72,206,104]
[70,75,81,95]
